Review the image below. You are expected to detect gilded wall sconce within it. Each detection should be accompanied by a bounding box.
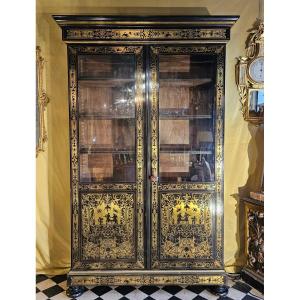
[36,46,49,156]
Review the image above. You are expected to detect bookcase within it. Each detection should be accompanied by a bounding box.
[54,15,238,298]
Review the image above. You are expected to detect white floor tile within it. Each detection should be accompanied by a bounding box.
[77,290,99,300]
[227,287,247,300]
[100,290,124,300]
[36,279,56,291]
[150,289,173,300]
[199,289,219,300]
[57,280,67,290]
[126,289,148,300]
[51,291,71,300]
[175,288,197,300]
[36,292,49,300]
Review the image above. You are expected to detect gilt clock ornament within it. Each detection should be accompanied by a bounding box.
[236,20,264,125]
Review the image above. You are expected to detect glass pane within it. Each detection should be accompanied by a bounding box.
[79,119,135,151]
[249,89,264,118]
[80,153,135,183]
[158,54,216,182]
[78,54,136,183]
[78,55,135,79]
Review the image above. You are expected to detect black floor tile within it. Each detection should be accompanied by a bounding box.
[192,296,207,300]
[169,296,181,300]
[51,274,67,284]
[36,287,40,293]
[242,295,261,300]
[91,285,113,296]
[232,281,252,294]
[115,286,136,295]
[138,285,160,295]
[36,274,48,283]
[42,285,64,298]
[162,285,183,295]
[186,285,206,294]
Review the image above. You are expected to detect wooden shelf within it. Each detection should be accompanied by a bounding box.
[78,78,135,87]
[159,114,212,120]
[159,150,213,155]
[160,78,212,87]
[79,113,135,119]
[80,147,135,154]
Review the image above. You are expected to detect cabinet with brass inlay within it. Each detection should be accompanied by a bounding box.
[53,14,238,297]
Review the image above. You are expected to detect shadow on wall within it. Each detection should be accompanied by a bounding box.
[231,123,264,272]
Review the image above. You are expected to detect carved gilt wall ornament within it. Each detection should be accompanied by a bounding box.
[36,46,49,156]
[236,20,264,126]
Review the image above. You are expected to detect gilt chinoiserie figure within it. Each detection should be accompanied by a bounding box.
[53,15,238,298]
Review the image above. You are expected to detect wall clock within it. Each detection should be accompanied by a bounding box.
[236,20,264,125]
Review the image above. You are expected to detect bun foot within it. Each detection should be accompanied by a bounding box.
[209,285,229,297]
[66,285,85,298]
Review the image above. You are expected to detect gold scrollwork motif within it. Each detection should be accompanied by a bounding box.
[36,46,50,156]
[79,183,136,191]
[158,183,216,191]
[150,45,224,269]
[68,45,145,269]
[160,193,213,260]
[81,193,134,261]
[66,28,227,40]
[70,275,225,286]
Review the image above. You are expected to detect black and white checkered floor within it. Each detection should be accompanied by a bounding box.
[36,274,263,300]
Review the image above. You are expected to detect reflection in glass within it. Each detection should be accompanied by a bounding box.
[158,54,216,182]
[80,153,135,183]
[77,54,136,183]
[249,89,264,117]
[79,119,135,150]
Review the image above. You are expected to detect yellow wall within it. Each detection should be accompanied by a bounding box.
[36,0,263,274]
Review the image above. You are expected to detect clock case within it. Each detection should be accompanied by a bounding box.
[236,20,264,126]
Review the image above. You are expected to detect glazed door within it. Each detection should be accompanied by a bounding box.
[68,45,145,270]
[149,45,225,269]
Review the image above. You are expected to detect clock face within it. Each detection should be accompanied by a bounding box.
[248,57,264,83]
